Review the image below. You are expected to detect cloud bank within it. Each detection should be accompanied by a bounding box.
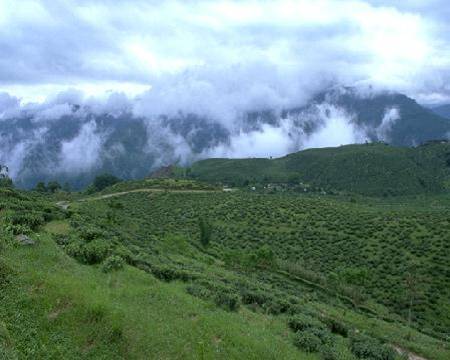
[0,0,449,105]
[0,0,449,187]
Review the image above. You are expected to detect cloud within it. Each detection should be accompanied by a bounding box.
[303,104,368,148]
[376,107,400,141]
[204,103,368,159]
[58,120,104,173]
[0,0,449,106]
[0,92,19,119]
[1,0,449,187]
[0,127,47,179]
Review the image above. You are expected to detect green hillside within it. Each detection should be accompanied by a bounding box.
[1,183,449,359]
[188,142,450,196]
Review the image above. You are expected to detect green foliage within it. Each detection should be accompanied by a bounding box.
[189,142,450,196]
[198,217,212,246]
[0,188,60,235]
[101,255,125,273]
[322,317,349,337]
[34,181,47,193]
[252,245,276,269]
[150,265,196,282]
[66,238,110,265]
[213,289,240,312]
[349,333,396,360]
[67,188,450,337]
[1,176,450,359]
[292,324,336,356]
[293,330,322,352]
[0,165,13,189]
[0,178,13,188]
[186,283,240,312]
[288,314,326,332]
[91,173,121,193]
[94,178,216,195]
[47,181,62,193]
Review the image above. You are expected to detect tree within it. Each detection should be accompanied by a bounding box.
[403,265,422,328]
[92,173,120,192]
[198,217,212,246]
[47,181,61,193]
[62,182,71,192]
[34,182,47,193]
[254,245,276,268]
[0,165,13,188]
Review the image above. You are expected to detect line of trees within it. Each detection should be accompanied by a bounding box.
[0,165,13,188]
[34,181,71,193]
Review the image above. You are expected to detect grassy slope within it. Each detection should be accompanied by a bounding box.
[0,228,309,359]
[189,143,450,195]
[67,189,449,358]
[2,186,450,359]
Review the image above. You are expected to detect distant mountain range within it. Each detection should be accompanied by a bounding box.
[430,104,450,119]
[1,86,450,189]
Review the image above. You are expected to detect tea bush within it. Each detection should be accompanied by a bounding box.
[349,333,396,360]
[288,314,326,332]
[101,255,125,273]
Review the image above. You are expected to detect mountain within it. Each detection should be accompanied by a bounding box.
[430,104,450,119]
[188,142,450,196]
[308,87,450,145]
[1,86,450,189]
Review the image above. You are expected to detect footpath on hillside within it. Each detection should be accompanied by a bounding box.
[56,187,220,209]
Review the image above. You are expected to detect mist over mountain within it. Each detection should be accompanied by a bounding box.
[1,86,449,189]
[430,104,450,119]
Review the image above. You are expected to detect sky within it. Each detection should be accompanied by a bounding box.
[1,0,450,185]
[0,0,450,107]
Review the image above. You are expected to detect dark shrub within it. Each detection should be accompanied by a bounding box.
[114,245,135,265]
[266,298,291,315]
[294,331,322,352]
[151,265,195,282]
[91,174,121,192]
[66,239,110,265]
[288,314,326,332]
[186,283,211,300]
[54,234,69,246]
[349,333,396,360]
[213,290,240,311]
[198,217,212,246]
[320,344,339,360]
[79,226,104,242]
[240,288,271,306]
[102,255,125,273]
[323,317,349,337]
[0,260,13,288]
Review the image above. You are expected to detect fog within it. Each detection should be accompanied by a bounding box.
[0,0,449,187]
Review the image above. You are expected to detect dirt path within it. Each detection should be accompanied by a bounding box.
[55,188,219,209]
[393,346,429,360]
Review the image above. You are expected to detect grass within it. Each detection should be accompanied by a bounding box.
[72,190,450,337]
[1,184,449,359]
[0,228,313,359]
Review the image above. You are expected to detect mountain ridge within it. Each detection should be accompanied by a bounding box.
[2,87,450,189]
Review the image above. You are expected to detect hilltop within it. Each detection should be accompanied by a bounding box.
[187,142,450,196]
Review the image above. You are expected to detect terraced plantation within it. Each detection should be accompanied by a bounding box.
[189,142,450,196]
[1,177,450,359]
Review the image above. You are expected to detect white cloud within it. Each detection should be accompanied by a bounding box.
[0,0,449,105]
[375,107,400,141]
[58,120,104,172]
[304,105,368,148]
